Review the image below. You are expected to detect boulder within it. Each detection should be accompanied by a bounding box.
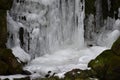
[88,50,120,80]
[22,70,31,75]
[0,48,23,75]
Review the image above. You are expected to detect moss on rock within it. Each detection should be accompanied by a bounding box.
[37,69,97,80]
[88,50,112,79]
[88,49,120,80]
[111,37,120,56]
[64,69,96,80]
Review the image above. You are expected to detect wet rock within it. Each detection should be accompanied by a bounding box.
[3,78,9,80]
[0,48,23,75]
[0,0,13,48]
[13,76,30,80]
[85,0,96,15]
[64,69,82,79]
[0,0,24,76]
[88,49,120,80]
[22,70,31,75]
[111,37,120,56]
[0,10,7,48]
[87,36,120,80]
[0,0,13,10]
[0,60,8,75]
[36,69,98,80]
[64,69,97,80]
[0,0,23,75]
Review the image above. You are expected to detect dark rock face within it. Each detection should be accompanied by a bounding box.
[22,70,31,75]
[0,0,26,75]
[0,10,7,48]
[0,0,13,48]
[0,48,31,75]
[0,0,13,10]
[0,49,23,75]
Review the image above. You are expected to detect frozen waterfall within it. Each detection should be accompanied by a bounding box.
[6,0,120,78]
[7,0,85,58]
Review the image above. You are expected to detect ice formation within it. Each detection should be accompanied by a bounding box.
[6,0,120,78]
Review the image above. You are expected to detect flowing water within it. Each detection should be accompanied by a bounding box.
[6,0,120,77]
[7,0,85,59]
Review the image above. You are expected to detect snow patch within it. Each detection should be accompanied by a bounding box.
[12,46,31,63]
[0,75,27,80]
[97,30,120,47]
